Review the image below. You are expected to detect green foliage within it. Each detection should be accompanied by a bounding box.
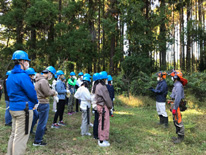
[113,71,206,107]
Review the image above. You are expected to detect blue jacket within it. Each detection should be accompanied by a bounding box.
[6,65,38,111]
[106,84,115,101]
[153,80,168,102]
[56,79,67,100]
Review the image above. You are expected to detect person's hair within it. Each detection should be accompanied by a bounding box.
[92,80,100,94]
[81,81,89,88]
[100,79,105,86]
[108,81,111,84]
[14,60,19,65]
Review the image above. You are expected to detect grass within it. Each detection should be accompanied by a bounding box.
[0,95,206,155]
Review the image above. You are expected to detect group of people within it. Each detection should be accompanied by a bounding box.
[3,49,188,155]
[4,50,115,155]
[149,70,188,144]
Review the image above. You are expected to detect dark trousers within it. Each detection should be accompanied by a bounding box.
[53,100,66,123]
[76,99,80,112]
[93,110,99,139]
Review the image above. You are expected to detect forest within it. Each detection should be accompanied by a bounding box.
[0,0,206,95]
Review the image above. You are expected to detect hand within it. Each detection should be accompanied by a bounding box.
[172,109,177,115]
[113,98,115,101]
[149,87,155,92]
[66,90,71,94]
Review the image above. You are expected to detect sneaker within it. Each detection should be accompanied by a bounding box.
[71,111,76,114]
[98,140,110,147]
[68,112,72,115]
[58,121,66,126]
[90,123,93,127]
[33,141,47,146]
[85,132,92,136]
[51,123,60,129]
[104,140,110,145]
[111,115,114,117]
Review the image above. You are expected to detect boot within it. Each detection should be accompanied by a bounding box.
[171,137,178,141]
[164,117,168,128]
[173,135,184,144]
[157,115,164,125]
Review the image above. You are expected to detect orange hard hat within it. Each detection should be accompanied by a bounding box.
[157,71,167,79]
[170,70,188,86]
[170,70,183,79]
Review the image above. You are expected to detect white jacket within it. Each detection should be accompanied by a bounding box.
[74,86,91,110]
[77,78,83,87]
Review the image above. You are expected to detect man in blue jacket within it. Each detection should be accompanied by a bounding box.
[7,50,38,155]
[149,71,168,128]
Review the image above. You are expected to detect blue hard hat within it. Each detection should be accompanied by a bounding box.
[99,71,108,80]
[46,66,56,75]
[70,72,75,76]
[56,70,64,76]
[93,73,100,81]
[12,50,30,61]
[84,73,91,78]
[54,74,57,79]
[83,76,91,82]
[107,75,113,81]
[25,68,36,75]
[6,70,12,76]
[78,72,83,76]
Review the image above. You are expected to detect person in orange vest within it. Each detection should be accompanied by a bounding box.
[169,70,187,144]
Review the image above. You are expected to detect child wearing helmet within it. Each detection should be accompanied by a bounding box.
[94,71,112,147]
[25,68,39,135]
[74,76,92,136]
[106,75,115,117]
[67,72,77,115]
[91,73,100,139]
[51,70,70,129]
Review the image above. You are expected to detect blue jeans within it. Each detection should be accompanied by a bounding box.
[5,101,12,124]
[34,104,50,143]
[30,109,39,133]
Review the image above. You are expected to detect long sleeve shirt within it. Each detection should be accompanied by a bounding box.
[74,86,91,110]
[170,81,185,110]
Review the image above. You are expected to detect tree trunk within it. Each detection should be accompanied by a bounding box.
[186,0,191,72]
[159,0,166,70]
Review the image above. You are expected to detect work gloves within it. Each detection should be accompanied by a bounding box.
[149,87,155,92]
[172,109,177,115]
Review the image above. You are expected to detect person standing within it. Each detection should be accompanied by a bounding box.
[52,74,58,112]
[75,72,84,112]
[33,66,57,146]
[170,70,187,144]
[106,75,115,117]
[149,71,168,128]
[4,71,12,126]
[91,73,100,139]
[67,72,77,115]
[7,50,38,155]
[25,68,39,134]
[74,76,92,136]
[51,70,70,128]
[95,71,112,147]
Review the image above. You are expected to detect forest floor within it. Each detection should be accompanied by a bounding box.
[0,95,206,155]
